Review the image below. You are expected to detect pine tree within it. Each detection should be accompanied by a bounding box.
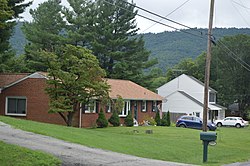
[0,0,31,72]
[155,110,161,126]
[63,0,157,86]
[96,109,108,128]
[23,0,66,71]
[124,112,133,127]
[108,111,120,127]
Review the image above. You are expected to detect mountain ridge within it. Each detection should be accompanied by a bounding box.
[10,22,250,72]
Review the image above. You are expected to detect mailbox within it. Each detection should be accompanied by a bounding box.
[200,132,217,162]
[200,132,217,141]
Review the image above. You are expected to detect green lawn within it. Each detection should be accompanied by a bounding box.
[0,116,249,166]
[0,141,61,166]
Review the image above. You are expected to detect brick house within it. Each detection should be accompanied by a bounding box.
[0,72,162,127]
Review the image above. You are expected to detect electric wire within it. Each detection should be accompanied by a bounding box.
[142,0,191,33]
[231,0,250,27]
[102,0,250,72]
[124,0,204,36]
[102,0,205,39]
[232,0,250,10]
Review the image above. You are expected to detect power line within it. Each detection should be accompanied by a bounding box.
[217,40,250,72]
[102,0,205,39]
[124,0,204,36]
[232,0,250,10]
[142,0,191,33]
[231,0,250,27]
[102,0,250,72]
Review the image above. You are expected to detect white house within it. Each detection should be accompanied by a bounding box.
[157,74,225,121]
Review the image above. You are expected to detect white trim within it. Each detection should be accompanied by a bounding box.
[5,96,27,116]
[119,100,130,117]
[152,101,157,112]
[84,100,96,113]
[141,100,147,112]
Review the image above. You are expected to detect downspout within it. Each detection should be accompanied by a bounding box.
[79,103,82,128]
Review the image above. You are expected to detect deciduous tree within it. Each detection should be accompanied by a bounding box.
[44,45,110,126]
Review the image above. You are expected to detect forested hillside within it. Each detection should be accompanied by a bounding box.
[142,28,250,71]
[10,22,250,71]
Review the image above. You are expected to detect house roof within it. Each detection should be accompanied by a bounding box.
[0,72,162,101]
[0,73,29,88]
[157,74,217,93]
[107,79,163,101]
[166,91,225,110]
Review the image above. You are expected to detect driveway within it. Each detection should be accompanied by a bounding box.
[0,122,191,166]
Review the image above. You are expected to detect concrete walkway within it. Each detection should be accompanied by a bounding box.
[0,122,192,166]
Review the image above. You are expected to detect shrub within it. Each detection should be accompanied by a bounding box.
[143,115,156,126]
[124,112,133,127]
[155,110,161,126]
[161,111,171,126]
[96,110,108,128]
[108,111,120,127]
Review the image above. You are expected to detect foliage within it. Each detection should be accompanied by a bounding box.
[155,110,161,126]
[45,45,110,126]
[143,115,156,126]
[210,34,250,117]
[108,111,120,127]
[160,111,171,126]
[22,0,66,71]
[96,109,108,128]
[124,112,133,127]
[113,95,124,114]
[63,0,157,87]
[0,141,61,166]
[0,0,31,72]
[2,115,250,166]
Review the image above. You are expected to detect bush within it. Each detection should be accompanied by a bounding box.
[96,110,108,128]
[108,111,120,127]
[124,112,133,127]
[155,110,161,126]
[161,111,171,126]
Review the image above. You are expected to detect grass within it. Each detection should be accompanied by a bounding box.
[0,116,249,166]
[0,141,61,166]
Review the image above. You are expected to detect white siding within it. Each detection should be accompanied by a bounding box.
[163,91,203,118]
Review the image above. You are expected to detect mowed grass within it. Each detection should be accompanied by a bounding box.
[0,116,249,166]
[0,141,61,166]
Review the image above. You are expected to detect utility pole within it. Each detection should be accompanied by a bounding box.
[203,0,215,132]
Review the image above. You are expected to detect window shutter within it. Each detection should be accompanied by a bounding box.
[96,101,99,113]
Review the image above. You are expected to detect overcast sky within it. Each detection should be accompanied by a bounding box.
[20,0,250,33]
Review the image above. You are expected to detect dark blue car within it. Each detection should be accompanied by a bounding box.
[176,115,217,131]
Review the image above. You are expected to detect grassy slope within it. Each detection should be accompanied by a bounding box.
[0,116,249,166]
[0,141,61,166]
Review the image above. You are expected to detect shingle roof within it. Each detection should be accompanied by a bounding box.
[107,79,163,101]
[0,73,29,88]
[0,72,162,101]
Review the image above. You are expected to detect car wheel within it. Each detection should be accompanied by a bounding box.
[179,124,186,128]
[217,123,222,127]
[235,123,241,128]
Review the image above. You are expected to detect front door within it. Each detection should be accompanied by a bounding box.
[134,101,138,120]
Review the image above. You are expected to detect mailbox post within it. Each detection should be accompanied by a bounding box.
[200,132,217,162]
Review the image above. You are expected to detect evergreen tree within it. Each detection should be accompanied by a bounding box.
[155,110,161,126]
[166,111,171,126]
[23,0,66,71]
[96,109,108,128]
[63,0,157,86]
[0,0,31,72]
[108,111,120,127]
[124,112,133,127]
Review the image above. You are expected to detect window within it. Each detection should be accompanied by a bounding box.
[119,100,130,117]
[84,100,96,113]
[106,101,111,113]
[195,112,200,117]
[6,97,26,116]
[152,101,157,112]
[142,100,146,112]
[209,92,216,102]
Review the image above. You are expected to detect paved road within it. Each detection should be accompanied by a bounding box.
[0,122,192,166]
